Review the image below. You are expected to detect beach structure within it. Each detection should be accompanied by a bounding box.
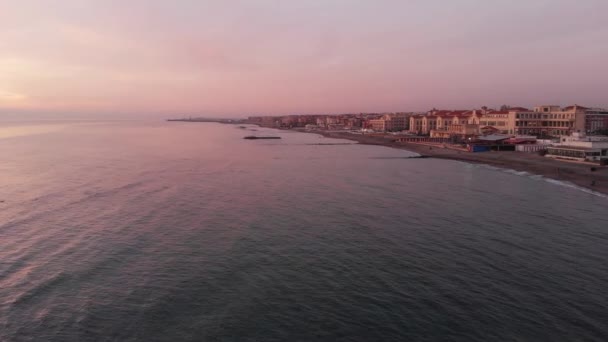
[545,133,608,163]
[466,134,514,152]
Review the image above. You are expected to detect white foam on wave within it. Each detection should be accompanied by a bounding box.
[502,169,530,177]
[542,178,608,198]
[473,164,608,199]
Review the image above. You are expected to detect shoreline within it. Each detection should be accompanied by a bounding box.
[288,128,608,196]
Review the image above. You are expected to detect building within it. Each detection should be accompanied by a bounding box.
[409,115,424,134]
[466,134,514,152]
[430,124,479,140]
[545,133,608,163]
[363,115,384,131]
[407,105,592,138]
[366,113,410,132]
[513,105,585,137]
[411,110,473,135]
[343,117,364,130]
[585,108,608,134]
[475,105,588,137]
[387,113,410,131]
[478,110,513,134]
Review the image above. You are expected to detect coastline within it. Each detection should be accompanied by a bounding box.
[290,128,608,196]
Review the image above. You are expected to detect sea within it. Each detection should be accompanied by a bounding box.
[1,119,607,341]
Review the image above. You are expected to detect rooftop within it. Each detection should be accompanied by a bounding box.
[477,134,511,142]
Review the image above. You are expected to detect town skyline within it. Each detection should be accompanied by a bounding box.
[2,1,608,116]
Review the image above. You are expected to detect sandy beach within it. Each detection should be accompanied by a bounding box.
[299,130,608,196]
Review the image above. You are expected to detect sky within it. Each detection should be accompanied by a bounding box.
[1,0,607,117]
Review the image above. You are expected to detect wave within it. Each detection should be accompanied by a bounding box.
[542,178,608,198]
[474,164,608,199]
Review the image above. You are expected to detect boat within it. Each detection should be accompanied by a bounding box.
[243,136,281,140]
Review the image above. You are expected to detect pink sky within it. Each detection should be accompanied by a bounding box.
[1,0,607,117]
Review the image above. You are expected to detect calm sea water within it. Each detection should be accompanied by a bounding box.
[1,120,607,341]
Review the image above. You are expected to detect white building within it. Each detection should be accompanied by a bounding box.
[546,133,608,163]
